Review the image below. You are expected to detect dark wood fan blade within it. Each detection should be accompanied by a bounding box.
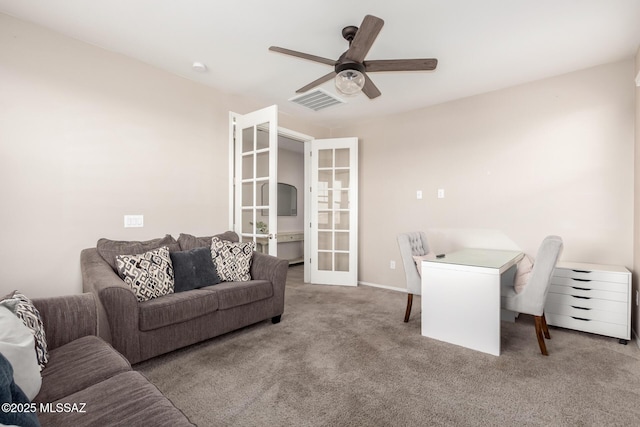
[296,71,337,93]
[345,15,384,63]
[365,58,438,72]
[362,73,381,99]
[269,46,336,66]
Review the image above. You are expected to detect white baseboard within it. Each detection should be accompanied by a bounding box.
[358,281,407,293]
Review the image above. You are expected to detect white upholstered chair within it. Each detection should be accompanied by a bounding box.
[501,235,563,355]
[397,232,431,322]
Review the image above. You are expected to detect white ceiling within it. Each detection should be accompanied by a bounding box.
[2,0,639,129]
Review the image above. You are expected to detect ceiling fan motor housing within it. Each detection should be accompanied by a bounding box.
[335,60,365,74]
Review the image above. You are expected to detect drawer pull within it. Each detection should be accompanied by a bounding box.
[571,278,592,282]
[571,286,591,291]
[571,295,590,300]
[571,306,591,311]
[572,269,592,274]
[571,316,591,321]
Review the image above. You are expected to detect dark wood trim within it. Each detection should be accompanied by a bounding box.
[534,315,549,356]
[541,312,550,339]
[404,293,414,323]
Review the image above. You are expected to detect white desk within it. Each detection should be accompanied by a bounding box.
[421,248,523,356]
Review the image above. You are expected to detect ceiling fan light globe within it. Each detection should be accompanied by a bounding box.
[335,69,365,96]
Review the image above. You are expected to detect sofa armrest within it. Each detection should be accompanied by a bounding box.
[31,294,97,351]
[81,248,141,363]
[251,252,289,316]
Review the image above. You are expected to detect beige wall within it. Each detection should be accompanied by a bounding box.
[0,14,327,297]
[333,60,635,292]
[1,12,637,337]
[634,48,640,346]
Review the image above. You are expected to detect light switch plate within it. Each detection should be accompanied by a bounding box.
[124,215,144,228]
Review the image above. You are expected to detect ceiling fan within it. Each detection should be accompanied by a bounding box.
[269,14,437,99]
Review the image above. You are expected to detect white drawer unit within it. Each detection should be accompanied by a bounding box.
[545,261,631,344]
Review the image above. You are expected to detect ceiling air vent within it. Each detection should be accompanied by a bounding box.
[289,89,345,111]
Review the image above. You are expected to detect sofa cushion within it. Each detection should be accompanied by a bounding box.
[204,280,273,310]
[211,237,255,282]
[116,246,175,302]
[0,306,41,401]
[177,231,239,251]
[37,371,194,427]
[34,335,130,404]
[97,234,180,272]
[1,291,48,368]
[138,289,219,332]
[170,247,221,292]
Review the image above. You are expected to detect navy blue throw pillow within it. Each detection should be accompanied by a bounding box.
[0,353,41,427]
[170,247,221,292]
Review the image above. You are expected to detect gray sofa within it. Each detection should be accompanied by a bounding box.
[31,293,193,426]
[81,231,289,364]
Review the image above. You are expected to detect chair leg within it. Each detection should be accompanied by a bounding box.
[534,315,549,356]
[541,313,550,339]
[404,293,414,323]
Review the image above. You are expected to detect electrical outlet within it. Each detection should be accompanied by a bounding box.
[416,190,423,200]
[390,260,396,270]
[437,189,445,198]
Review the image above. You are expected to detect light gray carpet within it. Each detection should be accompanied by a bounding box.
[136,265,640,426]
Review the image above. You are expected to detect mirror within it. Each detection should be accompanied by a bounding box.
[262,183,297,216]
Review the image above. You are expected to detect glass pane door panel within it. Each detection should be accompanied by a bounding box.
[260,182,269,207]
[335,149,349,167]
[319,252,332,271]
[318,170,333,188]
[318,188,331,210]
[256,152,269,178]
[242,182,254,206]
[319,150,333,168]
[335,232,349,251]
[334,191,349,209]
[318,212,332,230]
[318,232,333,250]
[334,170,350,188]
[242,156,253,179]
[256,125,270,150]
[335,253,350,272]
[242,127,254,153]
[335,211,350,230]
[257,209,269,234]
[241,210,254,234]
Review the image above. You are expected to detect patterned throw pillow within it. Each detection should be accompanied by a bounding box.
[0,291,48,369]
[116,246,175,302]
[210,237,255,282]
[514,254,534,294]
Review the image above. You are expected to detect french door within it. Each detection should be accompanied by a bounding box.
[232,106,278,255]
[310,138,358,286]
